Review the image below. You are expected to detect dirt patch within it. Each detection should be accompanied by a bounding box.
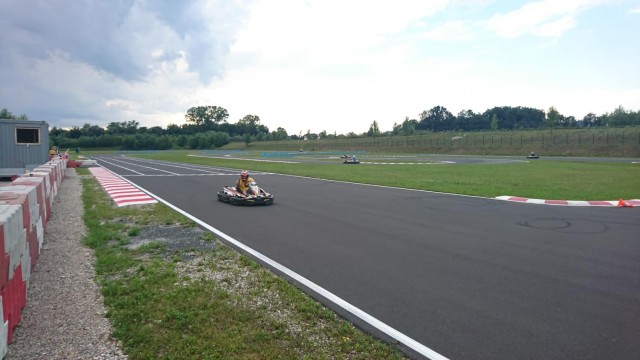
[125,224,215,254]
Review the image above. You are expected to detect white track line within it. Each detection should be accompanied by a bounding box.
[112,178,450,360]
[101,157,181,175]
[94,157,145,174]
[189,154,298,164]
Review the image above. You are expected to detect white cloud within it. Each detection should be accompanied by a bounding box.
[486,0,614,38]
[630,6,640,13]
[419,21,477,41]
[1,0,637,136]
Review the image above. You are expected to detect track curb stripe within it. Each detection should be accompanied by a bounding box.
[89,167,157,207]
[496,196,640,207]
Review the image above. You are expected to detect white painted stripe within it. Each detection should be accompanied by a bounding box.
[103,186,142,192]
[127,172,240,177]
[125,173,242,177]
[125,182,450,360]
[117,157,233,174]
[362,161,453,165]
[189,154,298,164]
[115,199,158,207]
[108,190,143,195]
[103,185,137,191]
[528,199,546,204]
[112,195,155,201]
[93,158,145,174]
[104,157,181,175]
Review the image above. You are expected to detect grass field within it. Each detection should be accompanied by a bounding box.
[126,151,640,201]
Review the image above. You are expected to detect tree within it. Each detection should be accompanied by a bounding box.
[581,113,600,127]
[50,126,67,136]
[166,124,182,135]
[272,127,288,140]
[68,126,82,139]
[81,123,105,137]
[418,106,454,131]
[185,106,229,128]
[490,114,499,130]
[367,120,381,137]
[546,106,561,128]
[237,115,268,136]
[455,110,486,131]
[107,120,139,135]
[0,108,28,120]
[482,106,544,130]
[304,130,318,140]
[147,126,164,136]
[603,105,639,127]
[395,117,416,136]
[0,108,14,119]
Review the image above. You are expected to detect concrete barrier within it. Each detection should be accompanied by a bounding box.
[0,158,66,358]
[67,159,97,168]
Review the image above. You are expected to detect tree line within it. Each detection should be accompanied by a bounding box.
[388,105,640,137]
[1,104,639,150]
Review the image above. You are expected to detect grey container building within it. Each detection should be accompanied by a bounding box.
[0,119,50,173]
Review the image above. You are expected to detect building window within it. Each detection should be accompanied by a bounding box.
[16,128,41,144]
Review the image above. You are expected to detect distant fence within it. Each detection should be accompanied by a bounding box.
[246,130,640,156]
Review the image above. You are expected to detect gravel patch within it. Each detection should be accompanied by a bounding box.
[6,169,127,360]
[126,224,214,253]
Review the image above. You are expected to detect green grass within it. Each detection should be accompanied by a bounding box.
[78,147,639,359]
[127,151,640,200]
[79,168,406,359]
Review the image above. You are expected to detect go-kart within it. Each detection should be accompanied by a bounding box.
[217,181,274,206]
[526,152,539,159]
[343,157,360,164]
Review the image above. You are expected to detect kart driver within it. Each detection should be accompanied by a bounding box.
[236,170,255,195]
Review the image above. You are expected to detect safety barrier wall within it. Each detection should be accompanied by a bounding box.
[0,157,67,358]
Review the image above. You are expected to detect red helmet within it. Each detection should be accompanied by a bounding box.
[241,170,249,180]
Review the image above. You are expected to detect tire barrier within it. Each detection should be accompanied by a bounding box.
[0,158,67,358]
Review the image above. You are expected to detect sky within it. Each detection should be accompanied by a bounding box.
[1,0,639,136]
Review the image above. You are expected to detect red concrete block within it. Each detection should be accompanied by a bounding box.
[1,264,25,344]
[0,224,8,291]
[12,178,47,229]
[30,172,53,222]
[0,193,31,243]
[67,160,82,168]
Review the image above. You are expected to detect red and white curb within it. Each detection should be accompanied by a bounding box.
[89,167,157,207]
[496,196,640,207]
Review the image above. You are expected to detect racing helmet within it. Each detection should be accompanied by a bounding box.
[241,170,249,180]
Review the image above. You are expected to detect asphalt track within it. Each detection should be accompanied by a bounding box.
[89,154,640,360]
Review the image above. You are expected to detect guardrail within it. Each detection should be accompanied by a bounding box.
[0,157,67,358]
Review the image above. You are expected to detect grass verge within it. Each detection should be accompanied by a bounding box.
[129,151,640,200]
[79,168,406,359]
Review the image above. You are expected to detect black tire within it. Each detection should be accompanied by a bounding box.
[217,192,229,202]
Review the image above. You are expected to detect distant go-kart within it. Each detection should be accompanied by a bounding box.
[217,182,274,206]
[526,152,540,159]
[343,156,360,164]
